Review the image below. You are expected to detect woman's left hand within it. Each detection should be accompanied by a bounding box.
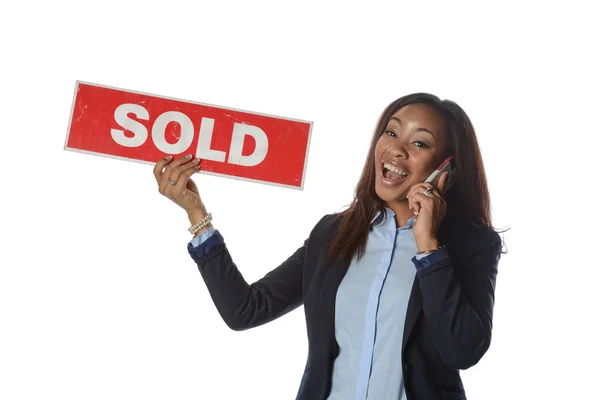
[407,172,449,250]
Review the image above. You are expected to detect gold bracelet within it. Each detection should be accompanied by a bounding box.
[416,246,442,255]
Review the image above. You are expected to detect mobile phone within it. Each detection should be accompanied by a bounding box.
[424,156,456,194]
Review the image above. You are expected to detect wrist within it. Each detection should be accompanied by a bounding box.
[192,223,212,238]
[187,207,208,224]
[415,236,440,253]
[187,207,212,237]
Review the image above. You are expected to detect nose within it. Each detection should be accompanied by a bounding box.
[387,143,408,159]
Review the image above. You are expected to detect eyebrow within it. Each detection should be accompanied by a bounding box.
[390,117,435,137]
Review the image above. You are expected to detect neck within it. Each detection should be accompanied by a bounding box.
[385,199,414,228]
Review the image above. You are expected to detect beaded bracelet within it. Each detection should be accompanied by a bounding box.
[188,213,213,235]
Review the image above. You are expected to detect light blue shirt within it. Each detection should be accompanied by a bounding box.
[326,208,426,400]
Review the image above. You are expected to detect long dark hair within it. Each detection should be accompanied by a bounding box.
[327,93,496,263]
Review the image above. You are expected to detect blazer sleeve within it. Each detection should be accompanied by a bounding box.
[415,228,503,370]
[187,223,317,331]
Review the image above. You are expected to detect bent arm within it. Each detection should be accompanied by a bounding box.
[188,229,306,331]
[412,230,502,369]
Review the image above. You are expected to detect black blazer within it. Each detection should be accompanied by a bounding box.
[190,212,502,400]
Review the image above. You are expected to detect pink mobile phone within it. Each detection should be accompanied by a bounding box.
[424,156,456,194]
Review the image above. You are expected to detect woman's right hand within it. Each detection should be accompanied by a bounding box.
[153,154,206,217]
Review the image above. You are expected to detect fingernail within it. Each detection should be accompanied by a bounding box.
[192,158,200,164]
[185,154,193,159]
[165,155,173,160]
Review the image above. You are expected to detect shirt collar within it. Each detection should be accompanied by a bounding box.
[371,207,416,230]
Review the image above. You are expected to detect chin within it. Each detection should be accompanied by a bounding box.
[374,180,411,203]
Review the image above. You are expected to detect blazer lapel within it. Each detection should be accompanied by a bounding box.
[402,275,422,351]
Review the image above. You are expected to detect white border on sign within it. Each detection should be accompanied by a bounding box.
[63,80,314,191]
[64,80,81,152]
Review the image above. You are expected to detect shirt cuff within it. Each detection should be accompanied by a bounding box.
[190,226,216,247]
[411,246,450,272]
[187,228,224,259]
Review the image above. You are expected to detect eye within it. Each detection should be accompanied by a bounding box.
[384,130,397,138]
[412,141,429,149]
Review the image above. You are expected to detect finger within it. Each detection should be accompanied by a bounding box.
[174,165,201,204]
[407,183,431,213]
[415,186,442,213]
[407,183,430,199]
[436,171,448,193]
[176,162,201,190]
[411,198,420,214]
[153,155,174,185]
[424,185,444,201]
[170,164,203,211]
[163,158,200,194]
[160,154,195,189]
[169,158,200,184]
[410,195,424,215]
[407,183,434,203]
[409,192,425,213]
[412,193,436,213]
[186,174,200,194]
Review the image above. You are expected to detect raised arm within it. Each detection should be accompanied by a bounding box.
[188,229,306,330]
[153,154,308,331]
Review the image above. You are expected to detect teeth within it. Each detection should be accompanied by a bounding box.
[383,163,408,177]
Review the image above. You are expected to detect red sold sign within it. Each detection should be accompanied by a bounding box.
[64,81,313,189]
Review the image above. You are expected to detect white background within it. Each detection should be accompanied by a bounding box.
[1,1,598,399]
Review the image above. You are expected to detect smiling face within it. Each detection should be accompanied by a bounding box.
[374,103,450,203]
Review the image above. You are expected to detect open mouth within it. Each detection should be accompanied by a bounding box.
[381,162,409,185]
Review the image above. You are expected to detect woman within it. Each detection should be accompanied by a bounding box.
[153,93,503,400]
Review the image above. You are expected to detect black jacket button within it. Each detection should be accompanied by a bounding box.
[404,363,412,374]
